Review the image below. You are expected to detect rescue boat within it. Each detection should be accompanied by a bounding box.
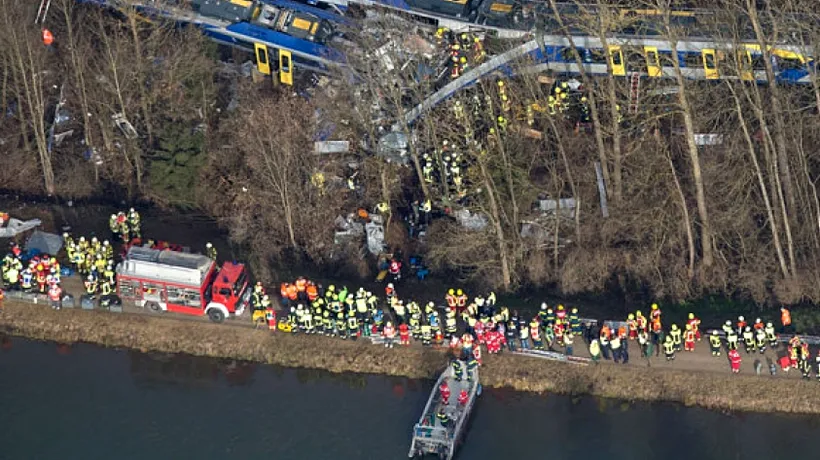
[408,358,480,460]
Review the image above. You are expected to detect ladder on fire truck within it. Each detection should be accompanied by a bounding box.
[628,72,641,114]
[35,0,52,24]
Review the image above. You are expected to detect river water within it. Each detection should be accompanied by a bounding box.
[1,338,818,460]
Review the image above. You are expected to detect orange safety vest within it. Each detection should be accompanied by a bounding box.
[781,309,792,326]
[306,284,318,301]
[601,325,611,338]
[280,283,289,298]
[286,284,298,300]
[617,326,627,339]
[42,29,54,46]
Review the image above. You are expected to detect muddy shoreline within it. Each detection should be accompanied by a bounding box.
[2,301,818,415]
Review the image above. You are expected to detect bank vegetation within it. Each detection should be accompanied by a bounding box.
[3,301,820,415]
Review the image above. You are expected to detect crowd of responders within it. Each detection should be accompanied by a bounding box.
[254,279,820,378]
[254,279,595,366]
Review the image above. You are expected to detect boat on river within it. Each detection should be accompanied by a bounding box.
[408,359,479,460]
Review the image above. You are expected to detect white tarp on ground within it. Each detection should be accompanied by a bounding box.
[453,209,488,231]
[0,218,42,238]
[365,221,385,255]
[26,230,63,255]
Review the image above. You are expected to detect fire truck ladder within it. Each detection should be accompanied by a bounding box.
[35,0,52,24]
[628,72,641,114]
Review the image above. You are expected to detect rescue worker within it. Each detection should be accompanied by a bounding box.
[265,304,277,331]
[722,320,734,336]
[610,334,622,363]
[569,308,581,335]
[518,320,530,350]
[545,307,555,327]
[20,267,33,292]
[599,327,611,360]
[102,240,113,260]
[565,329,574,357]
[726,326,739,351]
[650,303,661,330]
[803,354,814,380]
[755,327,767,354]
[729,348,742,373]
[737,316,747,337]
[84,274,97,296]
[336,311,347,339]
[457,389,469,406]
[816,355,820,382]
[669,324,682,351]
[48,283,62,310]
[128,208,141,238]
[764,322,777,348]
[100,279,112,297]
[436,409,449,427]
[439,381,451,405]
[383,322,396,348]
[638,329,649,358]
[589,339,601,363]
[451,359,464,382]
[780,307,792,333]
[445,289,457,310]
[663,335,675,361]
[421,323,432,346]
[683,324,695,352]
[313,303,324,335]
[743,326,755,354]
[466,354,478,382]
[506,320,517,351]
[687,312,702,341]
[528,318,542,350]
[627,313,638,340]
[109,214,119,237]
[348,310,359,340]
[709,330,722,356]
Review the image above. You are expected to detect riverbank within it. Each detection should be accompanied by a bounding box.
[2,300,818,415]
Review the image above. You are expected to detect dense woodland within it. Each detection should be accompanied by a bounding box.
[2,0,820,304]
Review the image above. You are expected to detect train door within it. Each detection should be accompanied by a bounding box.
[644,46,661,77]
[254,43,271,75]
[279,49,293,86]
[608,45,625,76]
[702,49,719,79]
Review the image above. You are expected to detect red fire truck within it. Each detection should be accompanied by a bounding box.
[115,246,250,323]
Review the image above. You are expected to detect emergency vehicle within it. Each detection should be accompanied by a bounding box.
[116,246,250,323]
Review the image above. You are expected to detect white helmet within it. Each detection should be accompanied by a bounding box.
[79,237,86,242]
[388,283,394,288]
[206,242,213,248]
[366,291,372,297]
[540,302,547,310]
[738,316,744,322]
[103,240,110,246]
[91,237,98,243]
[130,207,135,213]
